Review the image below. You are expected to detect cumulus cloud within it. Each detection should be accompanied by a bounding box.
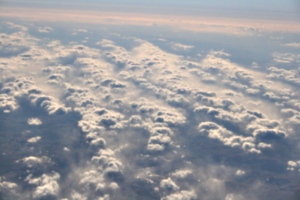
[27,117,42,125]
[27,136,42,143]
[252,128,286,139]
[19,156,51,168]
[235,169,246,176]
[0,180,19,198]
[171,169,193,180]
[91,149,123,178]
[267,66,300,86]
[25,172,60,199]
[287,160,300,171]
[197,121,261,153]
[273,52,300,64]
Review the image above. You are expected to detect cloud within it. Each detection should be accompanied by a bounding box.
[91,149,123,178]
[273,52,300,64]
[198,121,261,153]
[235,169,246,176]
[19,156,51,168]
[25,172,60,199]
[0,181,19,198]
[0,20,299,200]
[4,21,28,31]
[171,169,193,180]
[27,136,42,143]
[287,160,300,171]
[171,43,194,51]
[161,190,197,200]
[283,43,300,48]
[90,137,106,148]
[2,6,300,34]
[27,117,42,125]
[96,39,115,48]
[0,94,19,112]
[252,128,286,139]
[38,26,53,33]
[74,29,88,33]
[225,193,247,200]
[160,178,179,191]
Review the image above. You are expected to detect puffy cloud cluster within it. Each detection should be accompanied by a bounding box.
[25,172,60,199]
[0,75,69,115]
[287,160,300,171]
[198,121,261,153]
[267,66,300,86]
[171,169,193,180]
[147,125,173,152]
[273,52,300,64]
[0,180,19,199]
[0,94,18,112]
[19,156,52,168]
[92,149,123,177]
[194,102,285,153]
[69,148,123,199]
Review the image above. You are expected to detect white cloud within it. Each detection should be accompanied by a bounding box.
[0,181,19,199]
[171,170,193,180]
[25,172,60,199]
[27,118,42,125]
[198,121,261,153]
[273,52,300,63]
[27,136,42,143]
[161,190,197,200]
[283,43,300,48]
[235,169,245,176]
[38,26,53,33]
[20,156,51,168]
[287,160,300,171]
[4,21,28,31]
[171,43,194,51]
[160,178,179,191]
[0,20,299,200]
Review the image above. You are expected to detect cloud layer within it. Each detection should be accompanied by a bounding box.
[0,19,300,200]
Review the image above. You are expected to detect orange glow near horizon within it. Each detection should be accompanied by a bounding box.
[1,6,300,34]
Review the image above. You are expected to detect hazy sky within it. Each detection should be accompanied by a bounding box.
[1,0,299,23]
[2,0,299,11]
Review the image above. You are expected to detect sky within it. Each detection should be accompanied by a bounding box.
[1,0,300,200]
[1,0,299,12]
[1,0,299,24]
